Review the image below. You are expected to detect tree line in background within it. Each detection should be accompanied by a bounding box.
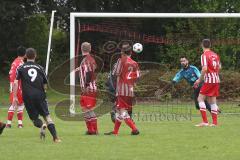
[0,0,240,74]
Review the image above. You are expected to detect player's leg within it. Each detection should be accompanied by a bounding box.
[0,121,6,135]
[80,93,98,134]
[193,87,200,110]
[105,109,122,135]
[105,96,139,135]
[122,109,139,135]
[39,99,60,142]
[107,108,138,135]
[6,104,15,128]
[82,109,94,134]
[16,104,24,128]
[196,93,209,126]
[16,92,24,128]
[24,98,40,128]
[7,92,24,128]
[6,89,15,128]
[89,110,98,134]
[110,107,117,123]
[194,86,211,112]
[42,115,60,142]
[204,100,212,113]
[82,109,98,135]
[208,96,218,126]
[109,92,117,123]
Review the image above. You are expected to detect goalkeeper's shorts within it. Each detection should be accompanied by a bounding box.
[80,92,97,110]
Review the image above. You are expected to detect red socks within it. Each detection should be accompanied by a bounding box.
[113,118,137,134]
[85,120,94,133]
[211,110,218,125]
[200,108,208,123]
[85,118,98,134]
[7,112,14,122]
[91,118,98,133]
[113,120,122,134]
[124,118,137,131]
[17,112,23,121]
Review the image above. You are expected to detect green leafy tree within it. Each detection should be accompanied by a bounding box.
[24,14,48,65]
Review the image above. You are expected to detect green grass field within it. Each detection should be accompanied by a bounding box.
[1,104,240,160]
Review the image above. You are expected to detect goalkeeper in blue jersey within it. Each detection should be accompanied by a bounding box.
[171,56,213,112]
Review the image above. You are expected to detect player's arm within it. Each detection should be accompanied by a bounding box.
[12,68,21,107]
[218,55,222,70]
[40,66,48,92]
[112,59,122,77]
[9,63,17,92]
[13,80,19,99]
[155,70,182,96]
[172,70,183,84]
[198,66,207,82]
[194,55,207,87]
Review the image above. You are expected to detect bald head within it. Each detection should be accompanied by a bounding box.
[81,42,91,55]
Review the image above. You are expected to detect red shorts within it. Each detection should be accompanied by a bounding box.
[10,92,23,105]
[200,83,220,97]
[116,96,134,110]
[80,92,97,110]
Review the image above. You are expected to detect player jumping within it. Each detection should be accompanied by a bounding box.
[105,43,140,135]
[12,48,61,142]
[6,46,26,128]
[194,39,221,127]
[106,53,135,123]
[79,42,98,135]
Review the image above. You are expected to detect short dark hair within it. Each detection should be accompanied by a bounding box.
[121,43,132,55]
[202,39,211,48]
[180,55,188,60]
[26,48,37,60]
[17,46,26,57]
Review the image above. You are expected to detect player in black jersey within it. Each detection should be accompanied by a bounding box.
[12,48,61,143]
[0,121,6,135]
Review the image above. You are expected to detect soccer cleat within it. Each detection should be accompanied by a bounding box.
[131,130,140,135]
[209,124,217,127]
[40,124,47,140]
[85,131,93,135]
[85,130,99,135]
[18,124,23,128]
[0,123,6,135]
[195,122,209,127]
[5,124,11,128]
[53,138,62,143]
[104,131,118,136]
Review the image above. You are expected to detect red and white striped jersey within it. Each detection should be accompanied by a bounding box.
[201,50,221,84]
[79,55,97,92]
[9,57,23,92]
[112,56,140,97]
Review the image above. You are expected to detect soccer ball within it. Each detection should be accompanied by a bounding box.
[133,43,143,54]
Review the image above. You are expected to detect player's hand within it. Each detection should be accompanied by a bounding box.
[12,97,18,108]
[194,79,201,89]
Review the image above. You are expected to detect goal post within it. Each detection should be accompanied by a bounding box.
[69,12,240,114]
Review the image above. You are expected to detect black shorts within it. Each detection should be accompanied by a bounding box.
[23,98,50,121]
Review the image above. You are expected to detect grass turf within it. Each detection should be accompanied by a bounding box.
[0,104,240,160]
